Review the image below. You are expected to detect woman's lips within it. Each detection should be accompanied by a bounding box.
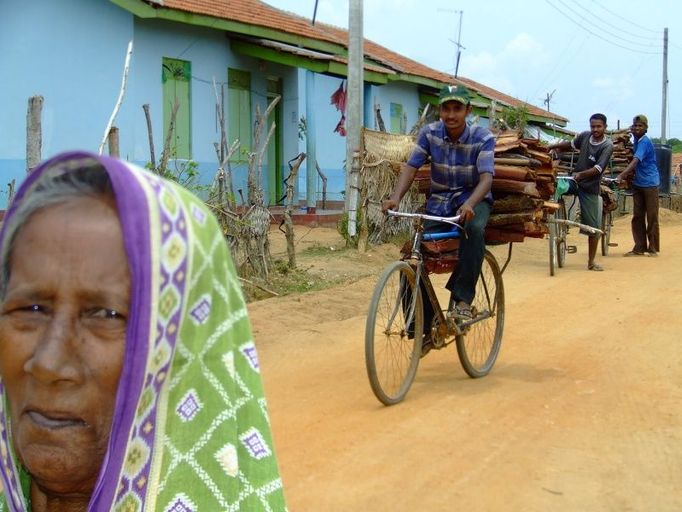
[27,410,86,430]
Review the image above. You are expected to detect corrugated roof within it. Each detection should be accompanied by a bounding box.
[137,0,568,123]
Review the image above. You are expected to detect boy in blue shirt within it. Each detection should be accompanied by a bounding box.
[616,114,660,256]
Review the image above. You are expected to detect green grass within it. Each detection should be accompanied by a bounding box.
[300,243,349,257]
[241,259,347,301]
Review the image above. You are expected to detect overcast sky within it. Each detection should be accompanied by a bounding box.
[265,0,680,138]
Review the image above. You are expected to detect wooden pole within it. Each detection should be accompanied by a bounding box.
[284,153,306,268]
[660,27,668,143]
[108,126,120,158]
[26,95,43,173]
[345,0,363,236]
[7,179,16,206]
[316,162,328,209]
[357,197,369,253]
[142,104,156,168]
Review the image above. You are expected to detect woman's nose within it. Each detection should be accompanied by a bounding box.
[24,312,83,384]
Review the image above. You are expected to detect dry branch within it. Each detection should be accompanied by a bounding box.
[142,104,156,168]
[158,98,180,176]
[99,40,133,155]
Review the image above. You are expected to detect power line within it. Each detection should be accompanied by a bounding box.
[574,0,660,42]
[545,0,661,55]
[532,34,590,99]
[589,0,659,34]
[531,37,574,98]
[554,0,662,50]
[601,54,648,112]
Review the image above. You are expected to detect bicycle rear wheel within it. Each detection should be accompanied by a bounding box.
[456,251,505,378]
[548,215,557,276]
[601,210,612,256]
[556,202,567,268]
[365,261,423,405]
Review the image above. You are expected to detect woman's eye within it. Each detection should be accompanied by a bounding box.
[89,308,126,321]
[22,305,44,313]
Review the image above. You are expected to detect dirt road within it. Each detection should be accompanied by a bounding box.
[251,213,682,512]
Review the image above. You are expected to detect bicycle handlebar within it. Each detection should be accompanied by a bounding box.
[559,175,620,186]
[387,210,462,227]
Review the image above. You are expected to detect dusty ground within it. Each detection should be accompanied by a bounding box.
[252,211,682,511]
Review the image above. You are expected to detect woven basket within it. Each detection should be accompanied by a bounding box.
[360,129,425,243]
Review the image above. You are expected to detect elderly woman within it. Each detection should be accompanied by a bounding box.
[0,153,286,511]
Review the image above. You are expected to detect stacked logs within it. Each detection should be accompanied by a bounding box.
[609,130,634,174]
[487,131,557,243]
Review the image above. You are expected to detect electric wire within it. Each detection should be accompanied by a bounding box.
[554,0,662,50]
[531,37,575,99]
[589,0,660,34]
[532,35,590,100]
[545,0,661,55]
[581,0,661,41]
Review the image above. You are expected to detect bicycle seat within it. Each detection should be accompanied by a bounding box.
[422,228,460,241]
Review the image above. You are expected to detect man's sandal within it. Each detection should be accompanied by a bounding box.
[588,263,604,271]
[623,250,647,257]
[449,302,474,321]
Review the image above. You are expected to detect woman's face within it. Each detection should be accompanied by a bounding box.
[0,196,129,497]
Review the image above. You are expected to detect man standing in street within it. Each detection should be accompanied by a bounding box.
[549,113,614,271]
[382,84,494,344]
[616,115,660,256]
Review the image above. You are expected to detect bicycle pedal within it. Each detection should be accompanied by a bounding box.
[567,245,578,254]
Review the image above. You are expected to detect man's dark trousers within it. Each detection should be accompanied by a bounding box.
[631,185,660,253]
[422,200,491,307]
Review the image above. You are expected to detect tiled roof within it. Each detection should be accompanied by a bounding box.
[162,0,345,45]
[151,0,568,123]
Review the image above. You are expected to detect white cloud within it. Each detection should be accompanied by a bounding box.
[460,32,549,100]
[591,76,635,102]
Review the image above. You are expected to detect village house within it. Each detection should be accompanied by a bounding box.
[0,0,569,211]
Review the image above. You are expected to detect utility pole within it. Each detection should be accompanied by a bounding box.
[345,0,363,238]
[660,27,668,144]
[438,9,465,77]
[543,90,555,112]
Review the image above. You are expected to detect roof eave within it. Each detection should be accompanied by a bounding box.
[110,0,348,56]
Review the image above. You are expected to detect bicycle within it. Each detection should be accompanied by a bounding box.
[600,176,620,256]
[365,210,509,405]
[548,175,576,276]
[547,175,603,276]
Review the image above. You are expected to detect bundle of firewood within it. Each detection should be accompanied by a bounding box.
[608,130,633,174]
[486,131,558,243]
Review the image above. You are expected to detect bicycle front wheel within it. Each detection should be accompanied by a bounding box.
[456,251,505,378]
[601,210,612,256]
[365,261,423,405]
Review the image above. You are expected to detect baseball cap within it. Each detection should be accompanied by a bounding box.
[438,84,471,105]
[633,114,648,127]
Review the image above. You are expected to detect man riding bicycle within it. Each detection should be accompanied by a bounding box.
[382,84,495,340]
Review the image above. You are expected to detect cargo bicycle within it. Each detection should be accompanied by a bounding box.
[365,210,509,405]
[599,176,621,256]
[547,175,604,276]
